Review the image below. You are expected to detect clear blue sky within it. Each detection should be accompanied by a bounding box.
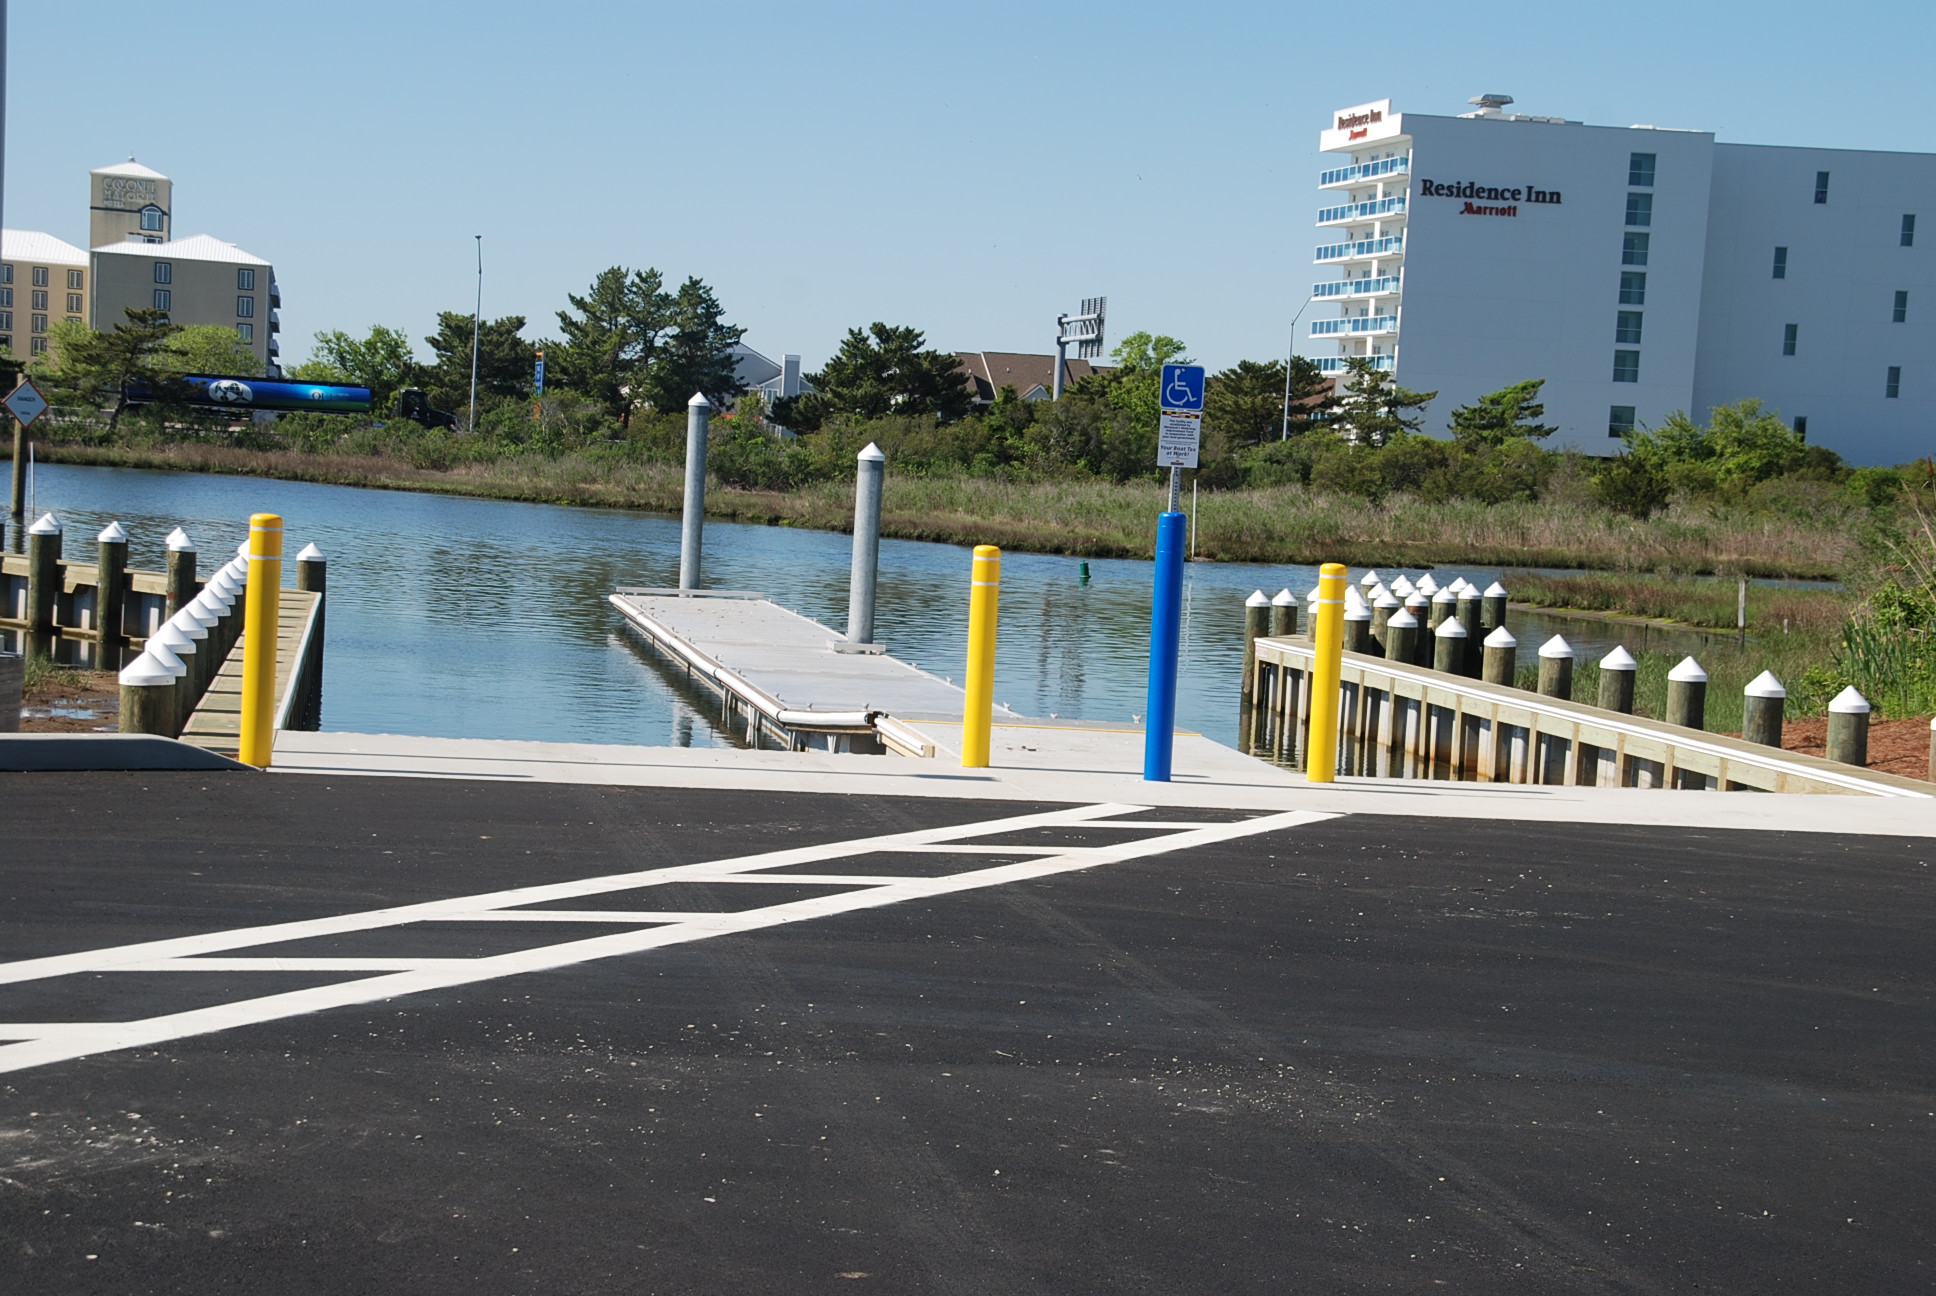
[12,1,1932,373]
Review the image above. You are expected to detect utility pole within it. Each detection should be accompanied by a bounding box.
[468,234,482,433]
[1279,292,1318,440]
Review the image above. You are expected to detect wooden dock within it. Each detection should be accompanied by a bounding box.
[179,588,324,758]
[610,589,1023,756]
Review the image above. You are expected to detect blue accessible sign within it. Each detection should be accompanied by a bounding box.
[1157,363,1206,468]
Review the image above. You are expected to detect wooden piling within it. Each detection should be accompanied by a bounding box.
[1537,635,1574,700]
[1598,646,1637,714]
[1344,587,1373,655]
[1455,588,1482,672]
[1241,590,1269,705]
[296,542,327,727]
[1370,587,1398,653]
[149,623,199,735]
[1269,587,1297,639]
[25,512,60,658]
[1433,616,1467,674]
[1742,670,1785,748]
[94,521,130,669]
[1480,581,1508,635]
[1666,657,1708,731]
[1404,593,1431,667]
[1826,687,1870,766]
[1385,608,1419,667]
[119,651,177,736]
[164,528,197,617]
[1481,626,1517,686]
[0,651,19,731]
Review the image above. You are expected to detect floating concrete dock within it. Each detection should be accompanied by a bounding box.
[610,587,1026,756]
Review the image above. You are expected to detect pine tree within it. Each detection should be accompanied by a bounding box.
[1447,378,1556,446]
[644,277,746,411]
[1329,358,1436,447]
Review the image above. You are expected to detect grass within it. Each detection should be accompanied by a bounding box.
[1502,570,1855,634]
[36,439,1867,577]
[22,654,91,696]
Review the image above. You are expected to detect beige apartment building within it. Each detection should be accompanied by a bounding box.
[0,157,280,371]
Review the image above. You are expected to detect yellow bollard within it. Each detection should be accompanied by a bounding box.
[237,512,284,768]
[1306,561,1347,783]
[961,544,1001,767]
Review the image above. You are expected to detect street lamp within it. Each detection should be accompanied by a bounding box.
[1280,291,1319,440]
[468,235,484,432]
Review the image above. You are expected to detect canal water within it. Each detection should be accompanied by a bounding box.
[16,464,1722,750]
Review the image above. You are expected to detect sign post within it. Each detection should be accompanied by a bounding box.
[6,378,49,551]
[1144,363,1206,781]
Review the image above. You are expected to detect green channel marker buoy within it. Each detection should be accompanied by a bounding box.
[1079,561,1090,584]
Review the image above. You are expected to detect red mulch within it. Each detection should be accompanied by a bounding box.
[1741,716,1933,783]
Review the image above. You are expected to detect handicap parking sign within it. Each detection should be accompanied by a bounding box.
[1160,363,1205,413]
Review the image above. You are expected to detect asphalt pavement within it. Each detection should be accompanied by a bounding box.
[2,771,1932,1293]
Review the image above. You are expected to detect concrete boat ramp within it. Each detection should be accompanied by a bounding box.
[610,587,1028,757]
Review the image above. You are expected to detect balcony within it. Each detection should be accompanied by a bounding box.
[1314,355,1395,373]
[1318,155,1411,188]
[269,308,281,333]
[1311,315,1398,337]
[1312,276,1402,299]
[1316,195,1407,225]
[1314,235,1403,263]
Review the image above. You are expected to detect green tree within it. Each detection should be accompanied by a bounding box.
[30,308,183,427]
[160,325,264,379]
[1329,358,1436,448]
[293,325,419,410]
[548,266,673,424]
[1623,399,1825,492]
[423,312,534,418]
[1079,331,1189,431]
[775,323,971,432]
[643,276,746,411]
[1205,359,1287,449]
[1447,378,1555,447]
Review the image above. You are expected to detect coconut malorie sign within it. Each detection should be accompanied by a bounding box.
[124,374,374,415]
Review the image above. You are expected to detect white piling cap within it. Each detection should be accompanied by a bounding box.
[167,607,208,638]
[1369,581,1390,600]
[1436,615,1467,638]
[857,441,885,463]
[151,622,197,655]
[1271,587,1295,606]
[166,526,195,552]
[1538,634,1574,659]
[236,541,251,559]
[28,511,59,534]
[1405,591,1429,608]
[1246,589,1270,607]
[1306,586,1320,604]
[119,652,177,687]
[1416,574,1440,595]
[191,588,231,616]
[1484,581,1508,598]
[1345,587,1370,618]
[1829,686,1871,714]
[1484,625,1517,648]
[1388,608,1418,628]
[296,542,325,562]
[145,641,187,677]
[1448,577,1470,595]
[1743,670,1786,698]
[1668,656,1708,683]
[1373,587,1400,608]
[1390,575,1415,597]
[1432,586,1456,604]
[205,572,239,597]
[688,391,711,407]
[1600,645,1637,671]
[181,601,220,629]
[97,520,129,543]
[1360,569,1381,586]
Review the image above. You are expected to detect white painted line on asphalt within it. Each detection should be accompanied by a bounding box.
[0,805,1340,1075]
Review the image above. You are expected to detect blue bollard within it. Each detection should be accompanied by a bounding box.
[1144,510,1187,781]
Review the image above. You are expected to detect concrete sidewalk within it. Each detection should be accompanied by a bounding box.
[272,726,1936,837]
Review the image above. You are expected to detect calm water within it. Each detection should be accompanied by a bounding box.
[17,464,1723,749]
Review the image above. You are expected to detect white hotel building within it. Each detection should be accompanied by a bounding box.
[1309,96,1936,464]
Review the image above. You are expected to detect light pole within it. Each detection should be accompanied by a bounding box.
[1280,291,1319,440]
[468,235,484,432]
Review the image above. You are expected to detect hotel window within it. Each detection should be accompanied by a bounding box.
[1,265,12,284]
[66,293,82,313]
[1609,405,1637,438]
[1895,291,1909,323]
[1628,153,1656,187]
[1772,246,1788,279]
[238,267,255,291]
[153,262,172,284]
[1618,271,1647,305]
[1782,324,1798,356]
[30,337,45,355]
[1616,311,1644,344]
[0,312,13,330]
[1622,232,1650,265]
[1903,215,1917,247]
[153,289,171,311]
[29,290,46,310]
[31,266,46,287]
[1793,416,1808,438]
[0,288,11,307]
[1886,366,1901,398]
[1625,192,1653,227]
[66,269,82,290]
[139,206,165,232]
[1814,171,1830,203]
[236,322,254,343]
[31,314,47,334]
[1613,350,1640,383]
[236,295,255,318]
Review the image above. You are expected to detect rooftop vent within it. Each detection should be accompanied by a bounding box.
[1465,93,1515,117]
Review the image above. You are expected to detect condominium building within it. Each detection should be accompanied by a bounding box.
[1309,96,1936,463]
[0,230,89,360]
[91,234,279,373]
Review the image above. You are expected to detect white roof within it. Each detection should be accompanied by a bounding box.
[2,229,88,266]
[92,232,271,267]
[92,158,168,181]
